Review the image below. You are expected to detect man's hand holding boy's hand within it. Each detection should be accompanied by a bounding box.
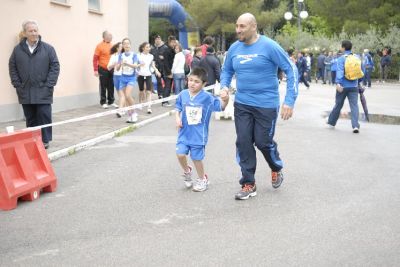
[220,88,230,110]
[220,88,229,102]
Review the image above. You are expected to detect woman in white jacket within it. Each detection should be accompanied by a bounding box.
[171,43,186,95]
[137,42,161,114]
[107,42,124,117]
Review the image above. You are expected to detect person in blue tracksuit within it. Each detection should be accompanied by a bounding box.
[220,13,299,200]
[362,49,374,87]
[327,40,360,133]
[297,51,310,88]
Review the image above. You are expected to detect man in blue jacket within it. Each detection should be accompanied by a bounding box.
[9,20,60,149]
[327,40,360,133]
[220,13,298,200]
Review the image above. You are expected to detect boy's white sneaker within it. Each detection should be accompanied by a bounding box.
[182,166,193,188]
[192,175,209,192]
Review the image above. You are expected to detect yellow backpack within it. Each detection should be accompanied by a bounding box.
[344,54,364,80]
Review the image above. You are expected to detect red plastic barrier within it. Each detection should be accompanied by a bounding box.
[0,129,57,211]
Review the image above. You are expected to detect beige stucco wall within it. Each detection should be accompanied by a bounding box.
[0,0,148,122]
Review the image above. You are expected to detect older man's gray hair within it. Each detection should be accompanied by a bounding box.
[22,20,39,31]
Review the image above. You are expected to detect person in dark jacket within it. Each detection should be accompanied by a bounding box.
[199,46,221,88]
[296,52,310,89]
[9,20,60,149]
[150,35,169,98]
[316,52,326,84]
[160,36,177,106]
[379,47,391,83]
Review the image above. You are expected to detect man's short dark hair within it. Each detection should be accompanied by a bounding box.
[341,40,352,51]
[190,67,208,83]
[168,35,177,43]
[206,46,215,53]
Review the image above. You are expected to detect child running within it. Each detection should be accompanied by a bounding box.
[116,38,142,123]
[175,67,229,192]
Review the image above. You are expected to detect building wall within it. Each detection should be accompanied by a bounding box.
[0,0,148,122]
[128,0,149,55]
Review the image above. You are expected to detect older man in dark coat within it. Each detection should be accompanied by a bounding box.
[9,20,60,149]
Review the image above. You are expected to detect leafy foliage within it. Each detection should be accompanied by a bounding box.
[307,0,400,35]
[151,0,400,79]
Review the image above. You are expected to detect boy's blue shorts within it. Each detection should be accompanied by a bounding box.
[176,142,205,161]
[119,75,136,89]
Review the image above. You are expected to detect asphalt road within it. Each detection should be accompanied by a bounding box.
[1,84,400,266]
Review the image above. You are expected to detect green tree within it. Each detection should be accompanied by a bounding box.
[307,0,400,35]
[149,18,177,42]
[181,0,290,50]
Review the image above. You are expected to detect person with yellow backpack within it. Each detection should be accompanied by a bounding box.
[327,40,364,133]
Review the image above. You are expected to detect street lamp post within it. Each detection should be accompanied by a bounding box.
[284,0,308,32]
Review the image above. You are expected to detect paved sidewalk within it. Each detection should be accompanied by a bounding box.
[0,96,175,154]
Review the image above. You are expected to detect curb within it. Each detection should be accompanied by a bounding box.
[48,110,175,162]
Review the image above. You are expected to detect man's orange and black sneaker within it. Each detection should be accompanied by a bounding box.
[271,170,284,189]
[235,184,257,200]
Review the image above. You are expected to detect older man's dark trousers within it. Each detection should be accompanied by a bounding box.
[22,104,52,143]
[98,66,114,105]
[234,102,283,185]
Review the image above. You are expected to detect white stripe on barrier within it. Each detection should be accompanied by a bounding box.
[20,84,217,132]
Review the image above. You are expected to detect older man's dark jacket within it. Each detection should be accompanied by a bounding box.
[9,37,60,104]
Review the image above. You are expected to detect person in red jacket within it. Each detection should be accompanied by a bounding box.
[200,36,214,57]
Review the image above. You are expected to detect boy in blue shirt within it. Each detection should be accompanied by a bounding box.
[175,67,229,192]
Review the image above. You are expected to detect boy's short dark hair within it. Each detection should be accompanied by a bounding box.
[341,40,352,51]
[190,67,208,83]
